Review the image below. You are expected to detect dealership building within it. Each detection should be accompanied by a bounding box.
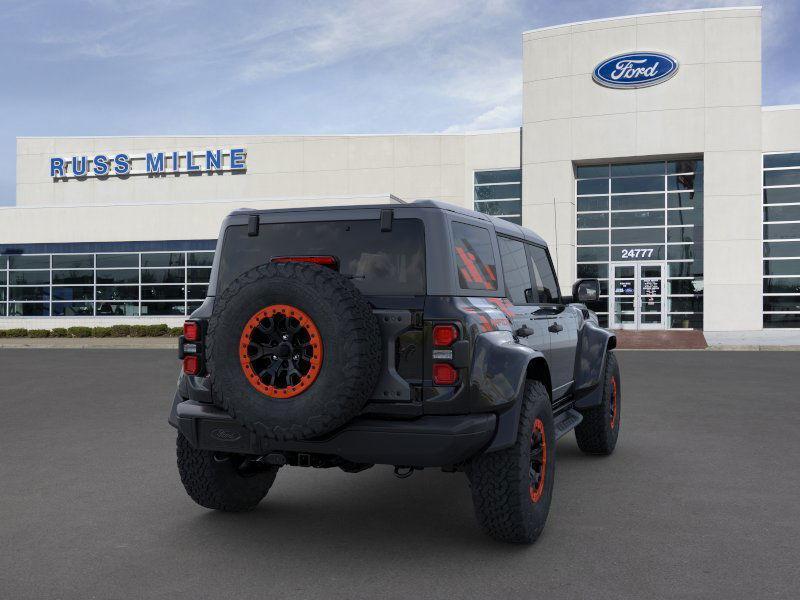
[2,6,799,334]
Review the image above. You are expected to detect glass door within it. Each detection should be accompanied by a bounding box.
[610,262,666,330]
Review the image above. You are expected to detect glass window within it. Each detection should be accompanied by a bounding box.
[763,187,800,204]
[764,205,800,222]
[96,254,137,268]
[576,165,608,178]
[577,264,608,278]
[220,219,427,296]
[474,199,522,216]
[0,256,6,269]
[187,285,208,300]
[141,268,185,284]
[498,237,533,305]
[669,314,703,329]
[141,253,185,268]
[577,230,608,245]
[526,245,560,304]
[763,241,800,258]
[611,162,664,177]
[667,160,702,174]
[0,304,5,316]
[9,255,49,269]
[764,259,800,276]
[611,176,663,194]
[52,270,93,284]
[141,285,185,300]
[764,314,800,327]
[52,302,94,316]
[96,269,138,284]
[577,246,609,262]
[187,268,212,283]
[667,245,694,261]
[0,272,5,285]
[763,277,800,294]
[0,288,5,301]
[668,279,703,295]
[764,170,800,187]
[96,302,138,316]
[475,184,521,200]
[611,210,664,228]
[667,227,695,243]
[764,223,800,240]
[187,301,203,314]
[52,254,93,269]
[474,169,521,185]
[451,222,498,291]
[188,252,214,267]
[9,271,49,285]
[577,197,608,212]
[611,194,664,210]
[52,286,93,301]
[669,297,703,312]
[668,191,702,209]
[577,179,608,195]
[10,287,49,301]
[667,174,700,191]
[611,228,664,244]
[96,286,139,301]
[577,213,608,229]
[668,262,695,277]
[140,302,186,316]
[763,296,800,312]
[668,209,698,226]
[764,153,800,168]
[8,302,49,316]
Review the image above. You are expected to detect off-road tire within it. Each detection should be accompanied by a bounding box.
[176,433,278,512]
[207,262,381,442]
[575,351,621,455]
[467,380,555,544]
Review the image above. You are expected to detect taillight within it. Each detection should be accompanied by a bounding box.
[271,255,338,269]
[183,355,200,375]
[183,321,200,342]
[432,324,458,347]
[432,363,458,385]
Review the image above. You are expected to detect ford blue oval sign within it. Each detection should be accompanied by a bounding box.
[593,52,679,89]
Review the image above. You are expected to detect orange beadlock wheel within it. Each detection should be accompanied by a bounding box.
[238,304,323,398]
[529,417,548,503]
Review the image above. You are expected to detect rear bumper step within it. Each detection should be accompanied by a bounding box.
[172,398,496,467]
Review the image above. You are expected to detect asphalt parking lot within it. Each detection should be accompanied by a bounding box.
[1,349,798,600]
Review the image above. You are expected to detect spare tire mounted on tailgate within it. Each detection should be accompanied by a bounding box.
[206,262,381,442]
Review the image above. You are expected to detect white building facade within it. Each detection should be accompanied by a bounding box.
[2,6,799,332]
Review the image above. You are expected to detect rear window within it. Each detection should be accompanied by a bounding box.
[452,222,498,291]
[217,219,426,296]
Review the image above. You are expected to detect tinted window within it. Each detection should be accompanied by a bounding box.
[526,245,560,304]
[52,254,93,269]
[498,237,532,305]
[452,222,498,291]
[219,219,426,296]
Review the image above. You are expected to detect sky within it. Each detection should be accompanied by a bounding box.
[1,0,798,206]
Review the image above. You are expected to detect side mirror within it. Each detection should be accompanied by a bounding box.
[572,278,600,304]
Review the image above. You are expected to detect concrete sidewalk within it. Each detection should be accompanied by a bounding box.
[0,337,177,349]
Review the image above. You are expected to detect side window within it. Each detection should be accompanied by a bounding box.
[451,222,498,291]
[498,236,533,304]
[526,244,561,304]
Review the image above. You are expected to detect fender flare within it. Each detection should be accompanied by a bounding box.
[573,321,617,410]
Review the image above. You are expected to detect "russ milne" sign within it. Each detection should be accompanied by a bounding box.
[50,148,247,179]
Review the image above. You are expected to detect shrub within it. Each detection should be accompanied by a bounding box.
[51,328,69,338]
[130,325,149,337]
[145,324,169,337]
[28,329,51,338]
[67,326,92,338]
[168,327,183,336]
[3,328,28,338]
[92,327,113,338]
[109,324,132,337]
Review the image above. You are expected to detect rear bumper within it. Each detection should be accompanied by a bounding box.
[170,396,496,467]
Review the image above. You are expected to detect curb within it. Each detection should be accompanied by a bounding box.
[0,338,178,349]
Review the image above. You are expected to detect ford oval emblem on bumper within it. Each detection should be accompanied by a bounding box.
[210,428,242,442]
[593,52,679,89]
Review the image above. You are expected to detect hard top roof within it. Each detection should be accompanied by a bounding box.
[230,199,547,246]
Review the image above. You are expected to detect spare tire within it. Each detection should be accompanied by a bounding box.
[206,262,381,442]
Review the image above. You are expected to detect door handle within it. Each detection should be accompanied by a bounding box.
[548,322,563,333]
[515,325,535,338]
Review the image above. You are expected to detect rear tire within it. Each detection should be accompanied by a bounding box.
[467,380,555,544]
[575,351,621,455]
[176,433,278,512]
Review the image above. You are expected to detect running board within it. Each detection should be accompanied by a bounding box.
[554,409,583,440]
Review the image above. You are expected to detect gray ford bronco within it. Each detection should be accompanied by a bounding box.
[168,200,621,543]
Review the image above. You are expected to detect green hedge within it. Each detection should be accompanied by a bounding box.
[0,324,183,338]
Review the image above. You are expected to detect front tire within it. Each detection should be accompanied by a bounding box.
[467,380,555,544]
[575,351,621,455]
[176,433,278,512]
